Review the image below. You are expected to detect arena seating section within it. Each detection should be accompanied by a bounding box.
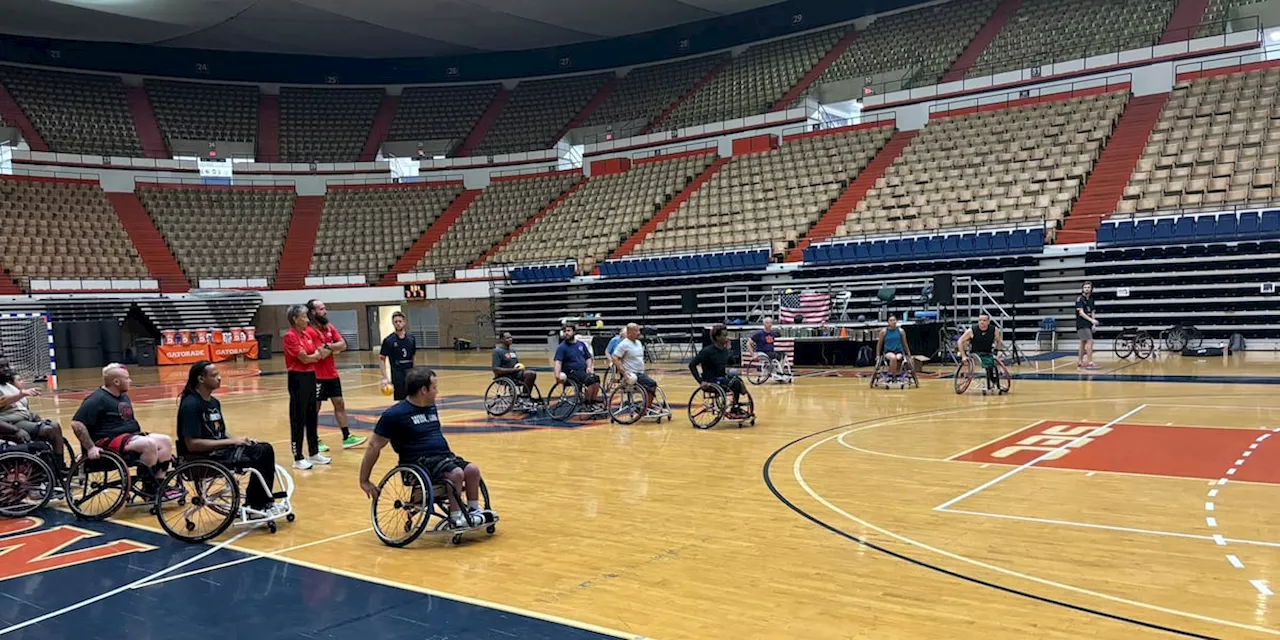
[492,152,720,273]
[658,27,844,131]
[968,0,1180,77]
[310,182,463,283]
[631,124,894,258]
[0,66,143,156]
[1118,67,1280,215]
[1199,0,1267,37]
[387,83,501,150]
[842,91,1129,239]
[417,172,582,275]
[472,75,610,156]
[145,80,259,147]
[0,178,148,287]
[278,87,384,162]
[582,56,728,132]
[138,186,294,283]
[815,0,999,93]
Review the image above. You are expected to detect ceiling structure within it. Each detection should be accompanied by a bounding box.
[1,0,789,58]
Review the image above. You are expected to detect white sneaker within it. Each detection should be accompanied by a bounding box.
[308,454,331,465]
[292,458,313,470]
[450,513,471,529]
[266,503,290,518]
[469,508,495,525]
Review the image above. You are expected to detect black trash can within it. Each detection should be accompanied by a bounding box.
[257,334,274,360]
[133,338,157,367]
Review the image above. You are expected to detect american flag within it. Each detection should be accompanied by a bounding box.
[779,291,831,325]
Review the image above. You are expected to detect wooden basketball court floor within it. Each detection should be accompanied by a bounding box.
[4,349,1280,639]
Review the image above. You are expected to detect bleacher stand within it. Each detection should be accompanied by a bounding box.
[1198,0,1268,37]
[842,91,1129,239]
[418,173,581,276]
[968,0,1179,77]
[492,152,718,273]
[387,84,501,152]
[581,56,728,132]
[0,66,142,157]
[309,183,463,283]
[0,178,149,288]
[472,75,610,156]
[633,125,893,257]
[138,187,294,284]
[145,80,259,147]
[278,87,384,163]
[659,27,844,131]
[815,0,999,93]
[1119,67,1280,215]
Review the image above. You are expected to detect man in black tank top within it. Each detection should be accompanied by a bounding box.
[958,314,1003,387]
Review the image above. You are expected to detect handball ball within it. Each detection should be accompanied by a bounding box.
[785,288,794,294]
[515,363,526,370]
[380,382,394,396]
[596,320,604,328]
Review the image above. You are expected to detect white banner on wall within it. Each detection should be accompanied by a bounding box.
[0,145,10,175]
[390,157,420,181]
[198,158,233,178]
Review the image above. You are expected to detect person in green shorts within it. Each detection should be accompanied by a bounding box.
[957,313,1003,390]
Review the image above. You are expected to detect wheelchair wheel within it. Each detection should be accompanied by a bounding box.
[650,386,671,423]
[869,357,886,389]
[546,381,580,421]
[484,377,518,416]
[747,354,770,386]
[0,451,55,517]
[65,450,130,521]
[953,356,976,395]
[157,459,240,543]
[1134,332,1155,360]
[687,385,726,430]
[608,384,647,425]
[372,464,432,548]
[731,387,756,427]
[1113,336,1134,359]
[993,359,1012,395]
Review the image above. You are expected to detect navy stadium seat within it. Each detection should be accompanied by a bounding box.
[1239,211,1260,238]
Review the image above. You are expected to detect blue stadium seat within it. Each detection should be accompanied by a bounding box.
[1152,218,1174,244]
[1027,228,1045,249]
[1262,210,1280,236]
[731,252,746,269]
[1239,211,1260,238]
[1114,221,1134,245]
[884,240,903,261]
[1133,219,1156,245]
[974,233,992,255]
[927,236,944,257]
[1193,216,1216,241]
[697,256,713,272]
[1215,214,1237,240]
[957,234,976,255]
[1008,230,1027,253]
[941,235,960,257]
[1096,224,1116,245]
[834,243,853,263]
[1172,217,1195,241]
[867,241,885,262]
[913,237,930,258]
[753,250,769,267]
[854,243,871,262]
[991,231,1010,254]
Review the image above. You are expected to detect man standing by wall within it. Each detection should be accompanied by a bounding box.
[307,299,367,451]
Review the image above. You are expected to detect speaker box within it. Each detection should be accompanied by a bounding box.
[1004,270,1026,304]
[636,291,650,316]
[133,338,157,367]
[681,290,698,315]
[932,273,954,305]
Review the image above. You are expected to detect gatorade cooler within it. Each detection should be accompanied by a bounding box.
[245,327,256,342]
[195,329,209,344]
[178,330,192,345]
[231,328,245,343]
[162,330,177,346]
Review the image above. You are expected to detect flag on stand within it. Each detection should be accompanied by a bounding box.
[779,291,831,325]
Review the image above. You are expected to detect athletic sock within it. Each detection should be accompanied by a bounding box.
[340,427,351,439]
[468,500,480,511]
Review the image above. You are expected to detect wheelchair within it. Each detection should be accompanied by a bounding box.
[64,448,187,521]
[484,376,546,417]
[370,462,497,547]
[954,353,1011,395]
[746,352,793,385]
[0,442,62,517]
[687,374,756,429]
[606,376,673,425]
[870,354,919,390]
[1114,326,1155,360]
[547,374,607,421]
[153,454,297,543]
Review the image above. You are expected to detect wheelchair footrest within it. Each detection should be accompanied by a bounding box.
[272,491,288,500]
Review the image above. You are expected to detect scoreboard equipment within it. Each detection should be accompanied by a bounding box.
[403,284,429,299]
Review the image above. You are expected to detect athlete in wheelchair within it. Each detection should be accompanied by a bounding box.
[872,315,919,389]
[361,368,497,547]
[688,324,756,429]
[548,325,605,420]
[954,314,1012,395]
[607,323,672,425]
[485,332,544,416]
[744,318,793,385]
[0,358,71,472]
[64,363,185,521]
[160,361,296,542]
[0,421,66,517]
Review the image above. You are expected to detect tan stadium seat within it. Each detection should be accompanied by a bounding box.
[1199,0,1269,37]
[582,56,728,133]
[387,84,501,153]
[145,80,258,147]
[279,87,384,163]
[138,187,293,284]
[0,66,143,157]
[471,75,611,156]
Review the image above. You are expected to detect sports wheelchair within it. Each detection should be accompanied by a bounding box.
[606,376,673,425]
[546,374,607,421]
[484,376,546,417]
[1113,327,1155,360]
[687,373,756,429]
[154,453,296,543]
[746,352,793,385]
[953,353,1011,395]
[870,355,919,390]
[370,463,497,547]
[64,448,185,522]
[0,442,65,517]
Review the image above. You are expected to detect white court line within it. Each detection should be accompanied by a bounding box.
[1253,580,1274,597]
[1228,555,1245,569]
[0,529,251,636]
[1227,468,1237,476]
[131,526,373,589]
[1207,502,1216,511]
[937,508,1280,549]
[1209,489,1219,498]
[1244,451,1253,457]
[1214,534,1226,546]
[1207,517,1218,527]
[934,405,1146,512]
[945,419,1046,461]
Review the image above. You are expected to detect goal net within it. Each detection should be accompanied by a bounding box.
[0,314,52,387]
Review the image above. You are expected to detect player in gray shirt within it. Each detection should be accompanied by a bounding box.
[492,332,536,398]
[610,323,657,413]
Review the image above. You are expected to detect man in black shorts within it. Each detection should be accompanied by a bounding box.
[690,324,749,419]
[177,360,284,516]
[492,332,536,398]
[1075,281,1100,370]
[380,312,416,400]
[958,313,1004,389]
[0,358,67,471]
[70,363,178,499]
[358,368,495,529]
[553,325,601,408]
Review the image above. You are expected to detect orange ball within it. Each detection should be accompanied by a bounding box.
[381,382,394,396]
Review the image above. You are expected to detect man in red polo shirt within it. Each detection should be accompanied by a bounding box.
[306,299,366,451]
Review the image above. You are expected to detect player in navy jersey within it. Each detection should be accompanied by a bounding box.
[379,312,417,401]
[358,368,495,529]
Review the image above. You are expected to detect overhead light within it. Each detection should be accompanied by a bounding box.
[1269,29,1280,42]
